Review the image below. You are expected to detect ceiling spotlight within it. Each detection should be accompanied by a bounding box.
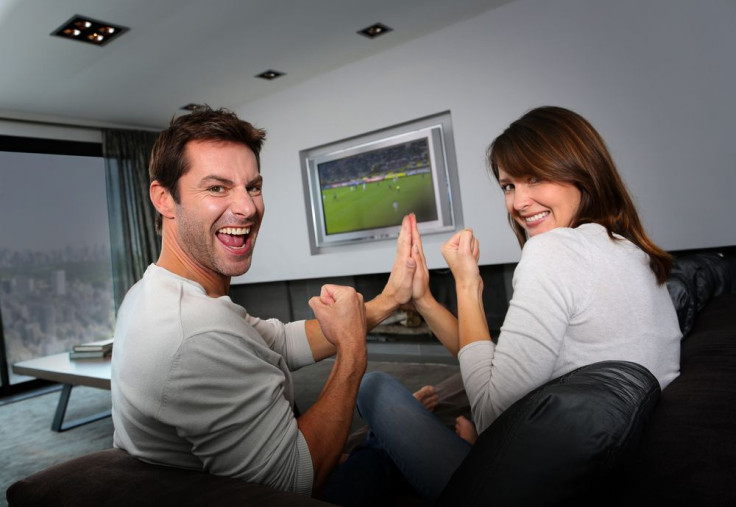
[51,15,128,46]
[180,103,204,111]
[256,70,285,81]
[358,23,393,39]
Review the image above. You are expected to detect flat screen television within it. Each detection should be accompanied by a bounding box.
[300,111,462,254]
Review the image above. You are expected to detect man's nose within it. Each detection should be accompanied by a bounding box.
[231,188,255,217]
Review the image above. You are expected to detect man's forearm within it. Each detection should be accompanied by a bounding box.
[365,291,403,330]
[297,346,366,495]
[305,292,402,362]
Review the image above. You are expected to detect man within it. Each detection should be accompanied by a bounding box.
[111,106,417,496]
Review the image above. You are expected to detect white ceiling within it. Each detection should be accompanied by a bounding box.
[0,0,512,130]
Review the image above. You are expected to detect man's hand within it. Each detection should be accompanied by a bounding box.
[308,285,367,353]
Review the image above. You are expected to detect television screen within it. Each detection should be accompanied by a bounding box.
[301,112,462,253]
[318,135,439,235]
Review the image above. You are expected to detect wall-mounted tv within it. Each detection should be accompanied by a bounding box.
[300,111,463,254]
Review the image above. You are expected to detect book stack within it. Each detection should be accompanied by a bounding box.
[69,338,114,360]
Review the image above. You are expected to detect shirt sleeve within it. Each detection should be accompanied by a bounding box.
[458,230,592,433]
[157,331,314,495]
[245,316,315,371]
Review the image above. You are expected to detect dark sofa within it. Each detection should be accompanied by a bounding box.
[7,252,736,506]
[613,252,736,505]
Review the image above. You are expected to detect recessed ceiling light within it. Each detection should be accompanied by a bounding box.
[358,23,393,39]
[256,70,285,81]
[51,15,128,46]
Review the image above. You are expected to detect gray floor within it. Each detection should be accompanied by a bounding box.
[0,350,459,507]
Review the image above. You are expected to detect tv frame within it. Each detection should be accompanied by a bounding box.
[300,111,463,255]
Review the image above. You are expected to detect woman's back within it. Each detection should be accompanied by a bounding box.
[461,223,681,431]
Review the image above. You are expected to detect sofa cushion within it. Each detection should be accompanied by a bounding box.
[6,448,332,507]
[619,293,736,505]
[667,253,733,336]
[437,361,660,507]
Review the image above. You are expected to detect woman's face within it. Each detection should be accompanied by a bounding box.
[497,168,582,238]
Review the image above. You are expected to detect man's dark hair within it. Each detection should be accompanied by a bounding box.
[149,105,267,232]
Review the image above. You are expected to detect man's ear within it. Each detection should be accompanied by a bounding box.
[150,181,176,220]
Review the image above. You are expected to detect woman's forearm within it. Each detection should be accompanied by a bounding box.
[414,294,461,356]
[455,281,492,350]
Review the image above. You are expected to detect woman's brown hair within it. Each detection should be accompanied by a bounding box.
[488,106,672,284]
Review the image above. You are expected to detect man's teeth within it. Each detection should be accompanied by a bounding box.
[219,227,250,235]
[524,212,549,222]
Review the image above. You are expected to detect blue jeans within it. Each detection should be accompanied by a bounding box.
[323,371,471,505]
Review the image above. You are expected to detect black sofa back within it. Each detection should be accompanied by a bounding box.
[617,292,736,505]
[616,252,736,505]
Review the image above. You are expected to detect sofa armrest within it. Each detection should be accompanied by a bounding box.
[437,361,661,506]
[6,448,332,507]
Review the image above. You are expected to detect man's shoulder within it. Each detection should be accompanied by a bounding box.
[123,266,249,337]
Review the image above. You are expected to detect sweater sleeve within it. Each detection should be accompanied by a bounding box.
[458,229,591,433]
[246,316,315,371]
[157,331,314,495]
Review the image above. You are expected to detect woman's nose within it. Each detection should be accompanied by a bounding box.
[513,186,531,210]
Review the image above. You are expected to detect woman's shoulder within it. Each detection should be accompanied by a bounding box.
[519,225,620,283]
[524,224,600,256]
[523,223,646,276]
[526,223,615,255]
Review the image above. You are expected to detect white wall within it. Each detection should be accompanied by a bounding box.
[0,119,101,143]
[233,0,736,283]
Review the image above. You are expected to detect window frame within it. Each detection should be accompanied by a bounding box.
[0,134,104,398]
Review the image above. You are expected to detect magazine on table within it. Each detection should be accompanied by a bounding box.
[72,338,114,353]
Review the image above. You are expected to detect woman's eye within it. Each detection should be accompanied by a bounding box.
[501,183,514,193]
[528,176,540,184]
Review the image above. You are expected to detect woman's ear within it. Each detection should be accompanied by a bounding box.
[150,181,175,220]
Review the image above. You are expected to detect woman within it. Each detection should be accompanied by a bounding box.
[324,106,681,505]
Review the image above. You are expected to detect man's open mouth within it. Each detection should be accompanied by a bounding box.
[216,226,250,249]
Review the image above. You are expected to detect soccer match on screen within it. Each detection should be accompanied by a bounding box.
[317,138,439,235]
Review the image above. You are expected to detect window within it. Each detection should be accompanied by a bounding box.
[0,135,114,393]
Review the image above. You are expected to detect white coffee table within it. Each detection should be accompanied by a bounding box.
[13,352,111,432]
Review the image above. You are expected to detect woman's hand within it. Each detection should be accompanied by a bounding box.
[409,214,431,304]
[381,214,418,307]
[441,229,482,290]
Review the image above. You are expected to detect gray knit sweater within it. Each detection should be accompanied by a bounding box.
[458,224,681,433]
[111,265,315,495]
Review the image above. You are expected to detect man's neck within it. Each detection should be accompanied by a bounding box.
[156,240,230,298]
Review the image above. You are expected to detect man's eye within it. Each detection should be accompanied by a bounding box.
[208,185,225,193]
[248,185,262,196]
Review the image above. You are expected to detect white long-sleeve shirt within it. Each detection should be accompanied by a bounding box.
[458,223,681,433]
[111,264,315,495]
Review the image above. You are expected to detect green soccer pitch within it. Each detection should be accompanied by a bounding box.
[321,173,438,235]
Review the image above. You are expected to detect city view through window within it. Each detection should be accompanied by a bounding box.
[0,149,115,384]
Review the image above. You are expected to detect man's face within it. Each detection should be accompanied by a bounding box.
[174,140,264,279]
